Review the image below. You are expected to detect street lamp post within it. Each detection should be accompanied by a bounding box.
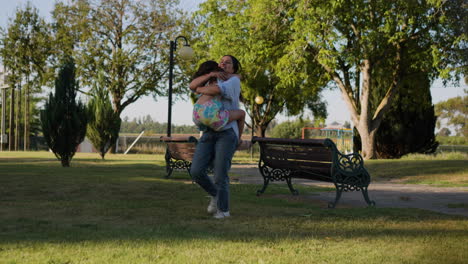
[167,36,193,137]
[251,95,264,159]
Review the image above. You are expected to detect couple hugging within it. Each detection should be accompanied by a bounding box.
[188,55,244,219]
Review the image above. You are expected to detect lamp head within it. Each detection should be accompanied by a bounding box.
[178,45,194,60]
[255,96,264,105]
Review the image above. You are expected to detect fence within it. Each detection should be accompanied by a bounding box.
[301,127,354,153]
[23,135,468,156]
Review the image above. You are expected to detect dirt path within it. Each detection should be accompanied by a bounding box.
[230,164,468,217]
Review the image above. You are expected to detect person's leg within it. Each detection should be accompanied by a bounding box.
[228,109,245,140]
[190,131,217,197]
[212,128,238,213]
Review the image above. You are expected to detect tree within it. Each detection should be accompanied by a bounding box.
[435,93,468,137]
[370,69,438,158]
[86,76,121,159]
[192,0,328,137]
[53,0,184,116]
[356,34,439,159]
[343,121,351,129]
[271,119,312,139]
[437,127,451,137]
[51,0,92,61]
[281,0,466,159]
[0,3,51,150]
[40,57,87,167]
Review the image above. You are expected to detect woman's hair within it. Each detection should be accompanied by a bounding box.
[192,60,223,81]
[223,55,242,73]
[223,55,244,101]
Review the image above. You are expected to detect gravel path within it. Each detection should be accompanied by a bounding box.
[230,164,468,217]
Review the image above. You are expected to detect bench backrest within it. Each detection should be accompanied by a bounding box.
[252,137,335,181]
[160,136,198,161]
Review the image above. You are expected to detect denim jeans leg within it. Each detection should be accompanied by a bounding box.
[213,128,238,212]
[190,132,217,197]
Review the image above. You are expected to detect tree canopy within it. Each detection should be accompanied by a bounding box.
[435,92,468,137]
[52,0,185,115]
[1,2,51,150]
[279,0,466,159]
[191,0,328,136]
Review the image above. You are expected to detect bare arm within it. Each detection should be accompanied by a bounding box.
[189,74,211,91]
[196,84,221,96]
[189,71,230,91]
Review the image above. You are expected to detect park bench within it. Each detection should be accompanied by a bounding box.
[160,136,253,179]
[160,136,198,178]
[251,137,375,208]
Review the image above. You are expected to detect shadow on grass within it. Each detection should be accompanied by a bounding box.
[1,157,467,244]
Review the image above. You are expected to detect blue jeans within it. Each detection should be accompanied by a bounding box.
[190,128,238,212]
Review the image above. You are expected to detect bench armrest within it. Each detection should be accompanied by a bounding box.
[334,152,366,173]
[160,136,198,143]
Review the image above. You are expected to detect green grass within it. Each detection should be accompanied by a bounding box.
[365,155,468,187]
[361,152,468,187]
[0,151,467,264]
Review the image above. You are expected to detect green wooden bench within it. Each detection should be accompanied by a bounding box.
[252,137,375,208]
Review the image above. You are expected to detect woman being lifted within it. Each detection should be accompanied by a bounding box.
[191,60,245,141]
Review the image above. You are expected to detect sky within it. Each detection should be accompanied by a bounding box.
[1,0,466,126]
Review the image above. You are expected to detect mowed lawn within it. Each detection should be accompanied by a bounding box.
[0,151,467,264]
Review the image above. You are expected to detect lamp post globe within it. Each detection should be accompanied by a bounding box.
[178,46,194,60]
[255,95,264,105]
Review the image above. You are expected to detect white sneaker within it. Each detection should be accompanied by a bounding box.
[207,196,217,214]
[213,210,230,219]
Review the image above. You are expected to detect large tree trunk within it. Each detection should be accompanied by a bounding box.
[355,123,378,160]
[61,156,71,167]
[254,124,266,137]
[321,56,400,160]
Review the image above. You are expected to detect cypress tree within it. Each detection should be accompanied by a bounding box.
[368,40,438,158]
[40,57,87,167]
[372,71,438,158]
[86,82,121,159]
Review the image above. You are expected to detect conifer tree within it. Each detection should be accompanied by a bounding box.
[371,71,438,158]
[40,57,87,167]
[86,78,121,159]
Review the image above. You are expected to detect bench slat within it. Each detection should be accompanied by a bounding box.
[264,158,331,170]
[160,136,198,143]
[167,143,197,152]
[171,152,196,161]
[261,145,332,162]
[167,143,196,161]
[253,137,326,146]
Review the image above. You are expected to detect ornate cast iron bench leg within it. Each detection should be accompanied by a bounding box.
[361,186,376,207]
[165,149,173,179]
[257,161,269,195]
[286,176,299,195]
[256,177,270,196]
[328,184,344,208]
